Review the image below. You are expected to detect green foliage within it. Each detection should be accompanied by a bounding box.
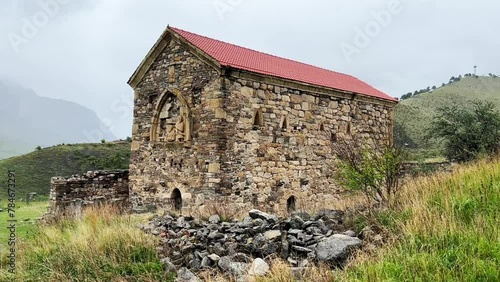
[333,139,406,205]
[430,101,500,162]
[396,76,500,160]
[100,139,106,144]
[35,146,41,151]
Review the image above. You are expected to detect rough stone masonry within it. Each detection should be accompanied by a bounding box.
[127,26,397,215]
[48,170,129,218]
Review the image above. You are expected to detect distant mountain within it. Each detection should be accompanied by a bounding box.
[0,80,116,159]
[395,76,500,157]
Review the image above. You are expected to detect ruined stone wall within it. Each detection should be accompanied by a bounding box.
[129,37,222,212]
[48,170,129,217]
[219,76,394,212]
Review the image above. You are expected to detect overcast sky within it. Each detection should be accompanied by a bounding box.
[1,0,499,138]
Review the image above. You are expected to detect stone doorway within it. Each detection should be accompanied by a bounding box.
[171,189,182,211]
[287,196,296,213]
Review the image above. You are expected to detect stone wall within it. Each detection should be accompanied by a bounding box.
[128,35,396,215]
[218,77,393,212]
[48,170,129,217]
[129,36,222,212]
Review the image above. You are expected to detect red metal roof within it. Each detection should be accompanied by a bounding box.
[170,27,396,102]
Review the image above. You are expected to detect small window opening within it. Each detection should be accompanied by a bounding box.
[287,196,296,213]
[253,109,263,129]
[171,189,182,211]
[320,123,325,131]
[331,132,337,142]
[281,115,288,131]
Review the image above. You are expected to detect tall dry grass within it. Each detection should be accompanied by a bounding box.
[0,205,169,282]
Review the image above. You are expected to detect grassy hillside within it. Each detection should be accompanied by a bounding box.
[0,142,130,199]
[336,158,499,281]
[395,76,500,158]
[1,159,496,281]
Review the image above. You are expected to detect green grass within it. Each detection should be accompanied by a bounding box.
[0,142,130,199]
[0,200,48,254]
[395,76,500,159]
[337,158,500,282]
[0,206,170,282]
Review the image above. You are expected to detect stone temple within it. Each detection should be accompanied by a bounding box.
[127,26,397,214]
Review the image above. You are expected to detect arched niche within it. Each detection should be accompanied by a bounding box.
[171,188,182,211]
[150,89,192,144]
[287,195,297,213]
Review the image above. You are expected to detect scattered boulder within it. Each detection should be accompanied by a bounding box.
[218,256,249,277]
[175,267,200,282]
[315,234,362,261]
[264,230,281,240]
[208,215,220,224]
[248,258,269,276]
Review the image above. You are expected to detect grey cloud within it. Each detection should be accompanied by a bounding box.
[0,0,498,139]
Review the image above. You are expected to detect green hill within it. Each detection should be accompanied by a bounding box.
[0,142,131,199]
[395,76,500,158]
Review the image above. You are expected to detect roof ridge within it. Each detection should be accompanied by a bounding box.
[167,26,396,102]
[169,26,355,79]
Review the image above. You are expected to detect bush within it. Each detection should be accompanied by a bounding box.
[332,138,406,206]
[430,101,500,162]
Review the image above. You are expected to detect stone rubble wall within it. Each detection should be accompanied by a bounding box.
[48,170,129,218]
[142,209,363,280]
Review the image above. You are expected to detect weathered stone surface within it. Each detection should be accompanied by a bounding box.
[218,256,249,277]
[175,267,200,282]
[127,31,396,215]
[248,258,269,276]
[315,234,362,261]
[161,257,177,273]
[208,215,221,224]
[249,210,278,223]
[264,230,281,240]
[46,170,129,218]
[143,209,360,278]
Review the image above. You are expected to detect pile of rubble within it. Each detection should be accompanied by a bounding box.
[141,209,362,281]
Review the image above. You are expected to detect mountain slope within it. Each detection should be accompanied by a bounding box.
[395,76,500,156]
[0,80,116,159]
[0,142,130,198]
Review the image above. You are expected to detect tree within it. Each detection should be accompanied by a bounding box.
[430,101,500,162]
[332,137,406,206]
[432,86,437,90]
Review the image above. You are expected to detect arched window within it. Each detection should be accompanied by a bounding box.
[319,122,325,132]
[171,188,182,211]
[151,91,192,143]
[281,115,288,131]
[253,109,263,129]
[287,196,296,213]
